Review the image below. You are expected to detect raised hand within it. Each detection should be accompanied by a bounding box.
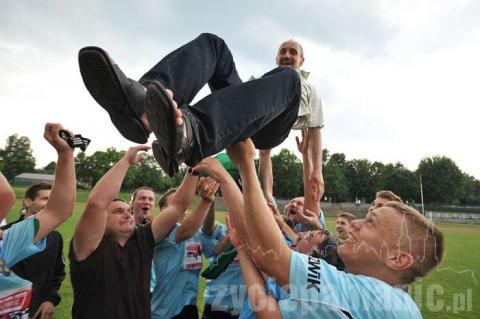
[226,139,256,170]
[193,157,229,183]
[197,177,219,203]
[295,129,309,154]
[309,169,324,202]
[296,208,322,230]
[44,123,72,153]
[122,145,151,165]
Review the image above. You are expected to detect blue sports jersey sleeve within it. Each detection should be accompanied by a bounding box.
[279,251,422,319]
[200,230,217,259]
[214,223,228,240]
[165,224,181,245]
[200,223,226,258]
[1,216,46,267]
[319,210,326,229]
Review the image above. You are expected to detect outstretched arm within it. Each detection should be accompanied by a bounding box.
[0,172,15,221]
[304,127,323,214]
[237,249,283,319]
[73,146,149,261]
[193,157,247,244]
[295,208,323,230]
[175,177,218,243]
[201,201,216,236]
[258,149,274,204]
[34,123,76,244]
[227,139,291,287]
[151,169,199,242]
[270,204,298,243]
[227,216,282,319]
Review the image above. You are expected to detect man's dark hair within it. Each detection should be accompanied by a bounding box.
[24,183,52,200]
[131,186,155,203]
[312,231,345,271]
[158,188,177,210]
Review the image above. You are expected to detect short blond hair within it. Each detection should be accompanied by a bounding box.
[385,201,444,283]
[376,190,403,203]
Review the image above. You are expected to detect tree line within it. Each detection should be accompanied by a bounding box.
[1,134,479,205]
[0,134,184,193]
[272,149,480,205]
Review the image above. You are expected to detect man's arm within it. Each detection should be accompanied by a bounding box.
[295,208,322,230]
[227,216,282,319]
[258,149,274,204]
[175,177,218,243]
[276,216,299,243]
[193,157,248,244]
[34,123,76,244]
[73,146,149,261]
[0,172,15,221]
[301,127,322,216]
[227,139,291,287]
[201,201,216,236]
[151,169,199,242]
[237,249,282,319]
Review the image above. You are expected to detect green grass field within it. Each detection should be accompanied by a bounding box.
[5,187,479,318]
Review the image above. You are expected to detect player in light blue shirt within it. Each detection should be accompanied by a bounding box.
[151,174,219,319]
[151,225,217,318]
[0,217,46,318]
[278,252,422,318]
[0,123,77,318]
[204,139,445,319]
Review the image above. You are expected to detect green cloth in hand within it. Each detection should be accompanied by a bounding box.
[201,243,238,279]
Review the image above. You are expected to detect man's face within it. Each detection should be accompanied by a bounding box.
[106,201,134,236]
[335,217,352,240]
[368,196,389,213]
[338,206,401,272]
[132,190,155,223]
[276,40,304,69]
[285,197,304,223]
[25,189,50,215]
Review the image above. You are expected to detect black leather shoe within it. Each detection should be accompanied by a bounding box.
[145,81,197,176]
[78,46,148,143]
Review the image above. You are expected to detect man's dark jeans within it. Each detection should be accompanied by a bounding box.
[140,33,301,165]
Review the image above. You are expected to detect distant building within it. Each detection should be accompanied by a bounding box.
[14,173,55,185]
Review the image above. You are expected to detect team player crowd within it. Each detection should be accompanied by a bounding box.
[0,34,444,319]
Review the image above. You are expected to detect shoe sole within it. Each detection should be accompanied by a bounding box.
[145,82,179,176]
[78,47,148,143]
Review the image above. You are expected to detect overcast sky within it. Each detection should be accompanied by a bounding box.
[1,0,479,179]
